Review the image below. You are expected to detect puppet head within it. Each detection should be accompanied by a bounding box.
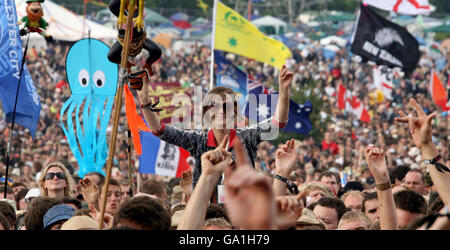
[26,0,45,22]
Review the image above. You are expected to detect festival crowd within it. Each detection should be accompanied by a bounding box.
[0,35,449,230]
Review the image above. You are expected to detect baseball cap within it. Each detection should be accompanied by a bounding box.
[43,204,75,230]
[24,188,41,203]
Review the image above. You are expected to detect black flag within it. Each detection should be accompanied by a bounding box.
[351,4,420,75]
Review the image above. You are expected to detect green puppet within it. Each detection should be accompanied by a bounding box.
[17,0,53,42]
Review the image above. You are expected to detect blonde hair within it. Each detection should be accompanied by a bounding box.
[202,217,233,230]
[340,190,365,203]
[300,182,335,198]
[38,161,75,197]
[338,210,371,229]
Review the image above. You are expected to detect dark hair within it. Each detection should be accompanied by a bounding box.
[390,165,410,184]
[406,169,425,183]
[140,179,167,199]
[112,196,171,230]
[205,203,230,223]
[318,171,341,186]
[316,197,348,221]
[85,171,105,185]
[98,178,121,195]
[0,201,16,229]
[15,188,29,209]
[361,192,378,213]
[61,197,83,209]
[0,212,9,230]
[393,190,427,214]
[11,182,27,190]
[24,196,61,231]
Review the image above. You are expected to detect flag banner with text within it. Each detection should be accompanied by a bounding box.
[214,1,292,69]
[351,4,420,75]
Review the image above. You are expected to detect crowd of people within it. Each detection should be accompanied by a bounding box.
[0,32,449,231]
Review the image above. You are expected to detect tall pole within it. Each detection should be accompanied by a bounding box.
[83,0,88,38]
[98,0,136,230]
[247,0,252,21]
[209,0,218,90]
[4,35,30,198]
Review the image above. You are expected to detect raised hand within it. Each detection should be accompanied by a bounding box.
[200,135,232,177]
[394,98,436,150]
[224,137,275,230]
[275,190,307,229]
[278,65,293,94]
[275,139,297,177]
[364,146,390,183]
[180,169,193,201]
[79,177,100,209]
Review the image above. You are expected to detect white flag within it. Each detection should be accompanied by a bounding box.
[363,0,435,15]
[373,66,394,100]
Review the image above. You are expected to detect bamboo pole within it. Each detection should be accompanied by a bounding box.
[98,0,136,230]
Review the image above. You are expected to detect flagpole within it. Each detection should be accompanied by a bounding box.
[3,34,30,198]
[209,0,218,90]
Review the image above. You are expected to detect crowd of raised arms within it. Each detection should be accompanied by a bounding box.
[0,39,449,230]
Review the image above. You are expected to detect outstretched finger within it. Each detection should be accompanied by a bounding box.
[410,98,426,117]
[233,137,250,169]
[426,112,437,127]
[217,134,229,150]
[395,111,409,123]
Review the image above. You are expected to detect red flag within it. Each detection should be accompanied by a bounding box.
[337,83,346,109]
[430,71,449,111]
[336,82,371,123]
[124,84,150,155]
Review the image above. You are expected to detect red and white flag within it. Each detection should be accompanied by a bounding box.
[363,0,435,15]
[336,82,371,123]
[373,66,394,100]
[429,71,449,111]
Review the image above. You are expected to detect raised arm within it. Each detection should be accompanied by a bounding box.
[364,146,398,230]
[177,136,231,230]
[273,139,297,197]
[395,98,450,204]
[136,81,162,132]
[274,65,293,125]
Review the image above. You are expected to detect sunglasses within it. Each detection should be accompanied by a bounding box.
[208,101,237,111]
[45,172,66,180]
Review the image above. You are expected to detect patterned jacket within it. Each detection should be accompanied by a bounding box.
[156,118,283,187]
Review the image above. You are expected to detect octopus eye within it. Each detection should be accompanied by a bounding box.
[78,69,89,87]
[93,70,106,88]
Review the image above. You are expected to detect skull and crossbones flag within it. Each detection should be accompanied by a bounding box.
[351,4,420,75]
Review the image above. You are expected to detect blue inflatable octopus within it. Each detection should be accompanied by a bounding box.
[61,38,118,178]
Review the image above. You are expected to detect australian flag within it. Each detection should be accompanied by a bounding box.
[244,83,313,135]
[215,51,248,110]
[0,0,41,137]
[351,3,420,75]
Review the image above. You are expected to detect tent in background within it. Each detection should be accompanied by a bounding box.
[252,15,287,35]
[16,0,116,41]
[144,8,171,24]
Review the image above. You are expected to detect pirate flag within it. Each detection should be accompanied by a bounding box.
[351,4,420,75]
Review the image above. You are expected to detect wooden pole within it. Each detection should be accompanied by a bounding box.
[98,0,136,230]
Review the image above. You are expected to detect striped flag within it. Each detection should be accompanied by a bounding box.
[429,71,449,111]
[138,131,191,178]
[336,82,371,123]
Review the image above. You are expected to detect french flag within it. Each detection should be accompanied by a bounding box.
[138,131,191,178]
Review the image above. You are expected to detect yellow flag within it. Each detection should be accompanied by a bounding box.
[214,1,292,69]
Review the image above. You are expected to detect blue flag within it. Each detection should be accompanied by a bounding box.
[214,50,247,110]
[0,1,41,137]
[245,83,313,135]
[138,131,190,178]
